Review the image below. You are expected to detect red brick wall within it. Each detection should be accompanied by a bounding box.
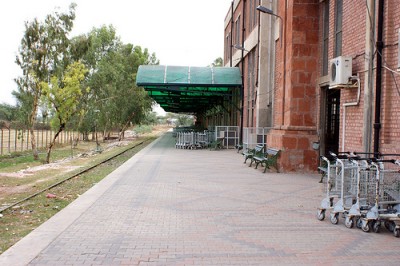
[267,0,320,172]
[320,0,400,155]
[380,1,400,155]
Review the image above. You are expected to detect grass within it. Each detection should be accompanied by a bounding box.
[0,129,164,255]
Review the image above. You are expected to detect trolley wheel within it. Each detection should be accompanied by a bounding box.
[362,221,371,233]
[373,221,380,233]
[330,212,339,225]
[385,221,394,232]
[345,216,354,229]
[356,218,362,229]
[394,228,400,238]
[317,209,325,221]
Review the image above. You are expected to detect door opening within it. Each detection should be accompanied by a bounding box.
[324,89,341,156]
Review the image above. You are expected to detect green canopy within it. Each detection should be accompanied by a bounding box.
[136,65,242,113]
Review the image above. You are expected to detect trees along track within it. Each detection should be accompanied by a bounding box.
[0,139,147,213]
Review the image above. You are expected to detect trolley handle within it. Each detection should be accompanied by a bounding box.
[378,153,400,157]
[330,151,359,160]
[368,158,396,164]
[321,154,336,161]
[352,151,381,158]
[348,156,369,161]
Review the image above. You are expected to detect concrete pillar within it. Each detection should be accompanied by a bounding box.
[266,0,320,172]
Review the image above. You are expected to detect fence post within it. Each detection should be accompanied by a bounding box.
[8,128,11,153]
[36,129,39,149]
[14,129,18,154]
[26,129,29,151]
[1,128,3,156]
[40,129,42,149]
[20,130,23,152]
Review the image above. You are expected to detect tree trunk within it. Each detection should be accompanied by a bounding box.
[73,135,79,147]
[46,123,65,164]
[29,128,39,160]
[118,112,135,141]
[29,96,39,160]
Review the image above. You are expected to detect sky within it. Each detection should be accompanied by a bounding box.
[0,0,232,106]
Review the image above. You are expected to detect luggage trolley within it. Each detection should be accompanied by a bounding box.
[363,159,400,236]
[317,152,358,225]
[329,153,359,225]
[317,155,340,222]
[343,156,376,229]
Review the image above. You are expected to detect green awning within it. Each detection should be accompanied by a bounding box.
[136,65,242,113]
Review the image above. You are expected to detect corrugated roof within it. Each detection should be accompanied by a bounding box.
[136,65,242,113]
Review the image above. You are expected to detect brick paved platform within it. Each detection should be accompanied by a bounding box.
[1,132,400,265]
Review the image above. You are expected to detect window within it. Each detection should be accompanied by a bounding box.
[235,15,241,45]
[334,0,343,57]
[225,32,231,64]
[322,0,330,76]
[247,49,257,127]
[324,89,340,155]
[249,0,258,29]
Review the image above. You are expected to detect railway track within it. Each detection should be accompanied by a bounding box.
[0,139,147,213]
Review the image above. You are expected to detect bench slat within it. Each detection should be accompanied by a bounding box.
[252,147,280,173]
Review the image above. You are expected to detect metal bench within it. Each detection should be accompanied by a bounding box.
[243,144,264,165]
[209,137,224,150]
[252,147,280,173]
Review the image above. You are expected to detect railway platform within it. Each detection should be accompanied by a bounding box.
[1,131,400,265]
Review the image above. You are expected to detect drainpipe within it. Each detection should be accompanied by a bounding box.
[342,76,361,151]
[363,0,375,153]
[230,1,234,67]
[281,0,288,126]
[256,0,261,88]
[256,0,261,127]
[373,0,384,154]
[239,0,246,143]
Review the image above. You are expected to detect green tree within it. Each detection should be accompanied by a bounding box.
[42,61,88,163]
[177,114,194,127]
[0,103,18,123]
[211,57,223,67]
[13,3,76,160]
[82,26,158,140]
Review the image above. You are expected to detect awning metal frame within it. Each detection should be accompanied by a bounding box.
[136,65,242,114]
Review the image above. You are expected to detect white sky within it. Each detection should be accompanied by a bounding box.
[0,0,232,106]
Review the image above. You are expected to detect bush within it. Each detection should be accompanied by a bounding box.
[133,125,152,134]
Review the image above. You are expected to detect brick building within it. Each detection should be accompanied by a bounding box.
[224,0,400,172]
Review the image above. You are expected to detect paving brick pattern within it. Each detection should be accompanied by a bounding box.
[1,132,400,265]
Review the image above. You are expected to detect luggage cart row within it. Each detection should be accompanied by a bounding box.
[175,131,213,149]
[317,151,400,237]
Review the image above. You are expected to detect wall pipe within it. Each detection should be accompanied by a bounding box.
[230,1,234,67]
[281,0,288,126]
[373,0,384,154]
[342,76,361,151]
[363,0,375,153]
[239,0,246,143]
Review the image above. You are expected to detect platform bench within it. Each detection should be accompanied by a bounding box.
[253,147,280,173]
[244,144,264,165]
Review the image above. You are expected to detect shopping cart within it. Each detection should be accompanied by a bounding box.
[361,159,400,237]
[175,130,212,150]
[343,157,376,229]
[317,152,358,225]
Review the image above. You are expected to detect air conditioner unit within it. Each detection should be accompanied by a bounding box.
[329,56,352,88]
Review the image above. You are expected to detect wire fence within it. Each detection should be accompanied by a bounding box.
[0,128,95,155]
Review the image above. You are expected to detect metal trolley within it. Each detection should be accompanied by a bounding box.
[317,153,358,224]
[175,130,212,149]
[318,151,400,237]
[361,159,400,237]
